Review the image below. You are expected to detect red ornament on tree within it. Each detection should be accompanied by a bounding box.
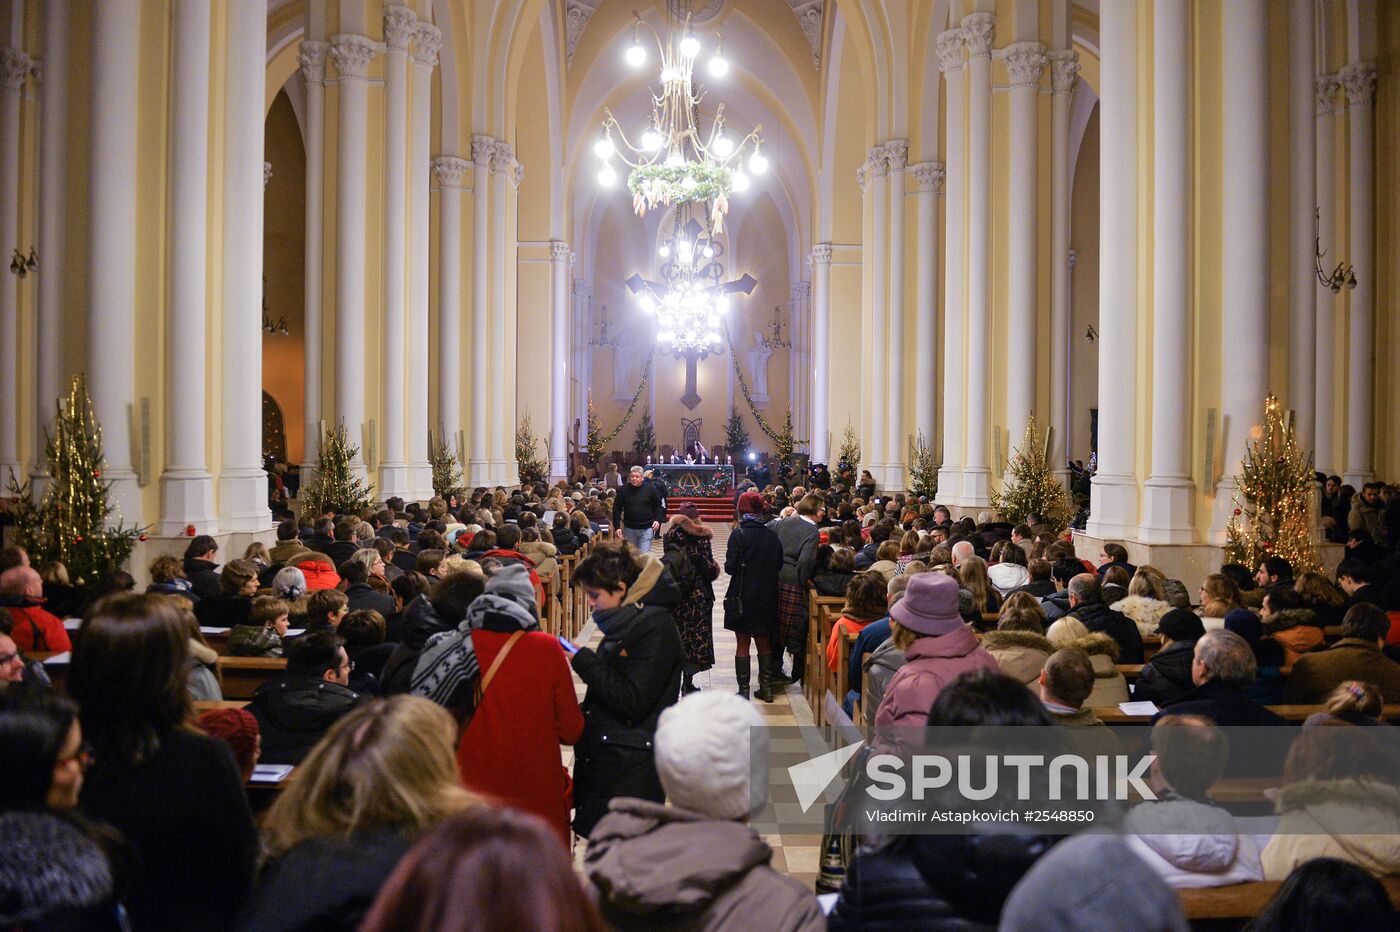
[73,535,83,543]
[1233,508,1241,516]
[93,470,101,478]
[138,534,148,542]
[185,525,196,537]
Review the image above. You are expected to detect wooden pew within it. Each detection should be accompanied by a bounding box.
[1177,876,1400,920]
[805,594,845,725]
[194,700,251,711]
[1096,702,1400,725]
[218,656,287,700]
[1116,663,1294,681]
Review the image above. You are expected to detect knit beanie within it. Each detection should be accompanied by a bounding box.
[198,708,261,777]
[1223,608,1263,645]
[655,692,767,820]
[485,562,537,614]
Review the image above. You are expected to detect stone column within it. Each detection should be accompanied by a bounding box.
[0,44,30,488]
[1004,42,1045,456]
[329,34,375,476]
[219,0,272,531]
[810,244,832,463]
[379,5,416,498]
[867,147,888,484]
[468,135,493,486]
[298,40,327,485]
[791,280,810,440]
[961,11,994,506]
[1086,0,1139,539]
[550,241,570,481]
[1210,0,1270,537]
[911,161,942,453]
[158,0,216,534]
[408,23,439,498]
[885,140,908,485]
[1313,75,1339,474]
[85,0,142,522]
[32,0,67,491]
[1287,0,1316,451]
[489,145,514,483]
[1048,50,1079,489]
[1341,62,1377,488]
[1140,0,1193,543]
[936,28,966,503]
[433,156,468,448]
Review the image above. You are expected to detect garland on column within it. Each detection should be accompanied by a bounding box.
[722,323,806,453]
[5,375,144,597]
[1224,394,1319,573]
[587,346,656,465]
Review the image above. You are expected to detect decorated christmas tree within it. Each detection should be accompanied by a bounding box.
[907,431,940,500]
[429,434,465,501]
[1224,394,1319,573]
[515,411,547,485]
[838,420,861,474]
[775,403,797,468]
[631,412,657,458]
[5,375,143,595]
[585,392,605,466]
[301,424,375,516]
[991,416,1073,529]
[724,407,750,463]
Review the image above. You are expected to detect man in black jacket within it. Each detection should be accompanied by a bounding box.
[854,522,895,571]
[182,536,222,601]
[248,631,364,765]
[339,559,397,618]
[612,466,665,554]
[1066,573,1144,664]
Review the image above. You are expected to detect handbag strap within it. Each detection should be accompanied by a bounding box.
[478,630,526,696]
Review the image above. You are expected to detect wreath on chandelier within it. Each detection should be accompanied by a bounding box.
[628,162,733,221]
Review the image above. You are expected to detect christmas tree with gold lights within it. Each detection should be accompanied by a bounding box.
[1224,394,1319,573]
[991,416,1073,529]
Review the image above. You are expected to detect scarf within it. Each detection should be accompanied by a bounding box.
[410,571,540,707]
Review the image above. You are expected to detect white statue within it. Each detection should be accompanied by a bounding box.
[746,331,773,401]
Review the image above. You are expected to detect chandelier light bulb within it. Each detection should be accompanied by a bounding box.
[660,66,680,83]
[597,164,617,187]
[680,175,698,190]
[640,294,657,313]
[677,239,692,260]
[714,294,730,313]
[641,128,662,152]
[712,134,734,158]
[665,152,685,168]
[749,150,769,175]
[732,170,750,192]
[708,53,729,77]
[703,245,714,258]
[626,23,647,68]
[658,244,671,258]
[680,34,700,58]
[593,136,614,160]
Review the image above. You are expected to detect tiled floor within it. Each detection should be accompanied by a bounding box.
[567,522,823,890]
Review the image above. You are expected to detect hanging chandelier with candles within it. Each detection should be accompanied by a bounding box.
[594,9,767,234]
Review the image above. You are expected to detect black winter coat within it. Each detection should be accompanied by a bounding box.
[1069,602,1145,663]
[571,562,683,837]
[553,526,582,555]
[723,515,785,636]
[379,595,452,695]
[247,674,365,765]
[1131,639,1197,705]
[235,831,411,932]
[195,594,253,628]
[183,557,223,601]
[829,832,1059,931]
[322,541,362,568]
[345,582,396,619]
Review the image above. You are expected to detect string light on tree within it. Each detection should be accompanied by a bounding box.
[1224,394,1320,573]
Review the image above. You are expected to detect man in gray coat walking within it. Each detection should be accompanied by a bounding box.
[773,494,824,683]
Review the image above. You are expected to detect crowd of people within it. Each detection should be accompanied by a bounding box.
[1,469,1399,930]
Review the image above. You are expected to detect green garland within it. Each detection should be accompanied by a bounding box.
[628,161,733,214]
[722,324,805,453]
[599,345,657,450]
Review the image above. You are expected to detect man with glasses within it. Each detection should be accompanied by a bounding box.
[0,632,25,690]
[246,631,364,765]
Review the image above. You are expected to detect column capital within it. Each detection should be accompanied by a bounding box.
[1339,62,1377,108]
[472,134,497,165]
[550,240,571,262]
[936,29,965,73]
[1315,74,1341,114]
[960,12,995,62]
[510,160,525,190]
[1048,49,1080,94]
[884,138,909,172]
[383,4,418,53]
[490,142,515,174]
[413,24,442,69]
[329,34,377,80]
[867,145,890,177]
[1,47,32,91]
[911,161,945,192]
[298,40,329,83]
[432,155,470,185]
[1005,41,1047,87]
[855,161,869,192]
[810,243,833,266]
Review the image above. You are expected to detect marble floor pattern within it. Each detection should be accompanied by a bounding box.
[566,521,824,891]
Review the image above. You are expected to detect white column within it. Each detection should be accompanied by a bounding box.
[298,40,327,484]
[791,280,811,441]
[219,0,271,531]
[31,0,67,490]
[961,11,994,506]
[468,136,493,486]
[1048,50,1079,489]
[1140,0,1193,544]
[1341,62,1376,488]
[1313,75,1339,475]
[85,0,141,522]
[810,244,832,462]
[489,145,514,484]
[550,241,570,481]
[867,148,888,484]
[0,44,30,488]
[885,139,908,486]
[911,162,943,453]
[1004,42,1045,455]
[407,23,439,499]
[1210,0,1270,537]
[379,6,415,498]
[1086,0,1139,539]
[1287,0,1316,452]
[433,156,468,448]
[158,0,216,534]
[329,34,375,477]
[936,28,967,503]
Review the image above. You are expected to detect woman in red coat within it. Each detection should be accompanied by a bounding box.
[442,563,584,845]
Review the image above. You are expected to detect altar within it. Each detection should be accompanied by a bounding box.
[650,463,735,498]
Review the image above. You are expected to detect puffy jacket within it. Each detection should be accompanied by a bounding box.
[874,626,1000,733]
[379,595,451,695]
[247,674,365,765]
[290,555,340,591]
[980,630,1052,687]
[1111,595,1173,638]
[1040,590,1071,622]
[0,597,72,653]
[1263,608,1325,665]
[586,799,825,931]
[1069,601,1144,663]
[344,582,395,619]
[1262,778,1400,879]
[269,539,312,566]
[987,563,1030,597]
[519,540,559,586]
[1124,795,1264,888]
[829,831,1059,930]
[1132,639,1197,706]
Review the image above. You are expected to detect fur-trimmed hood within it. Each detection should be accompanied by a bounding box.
[665,514,714,539]
[1262,607,1319,634]
[1111,595,1173,637]
[980,629,1054,654]
[1053,630,1121,662]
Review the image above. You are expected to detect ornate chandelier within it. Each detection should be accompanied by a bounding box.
[594,10,767,234]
